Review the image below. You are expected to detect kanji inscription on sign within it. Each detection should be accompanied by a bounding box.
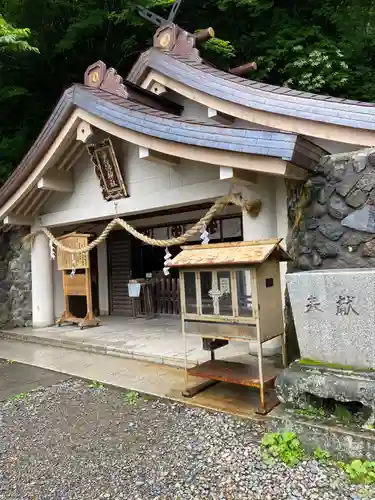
[86,138,128,201]
[305,295,322,313]
[336,294,359,316]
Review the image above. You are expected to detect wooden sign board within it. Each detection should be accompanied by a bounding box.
[57,232,90,270]
[86,138,128,201]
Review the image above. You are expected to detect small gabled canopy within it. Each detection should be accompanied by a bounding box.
[131,49,375,131]
[168,239,291,268]
[128,24,375,146]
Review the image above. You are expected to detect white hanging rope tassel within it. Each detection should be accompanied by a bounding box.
[49,240,56,260]
[163,247,172,276]
[70,255,76,277]
[200,223,210,245]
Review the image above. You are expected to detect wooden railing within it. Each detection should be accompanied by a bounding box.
[152,277,180,315]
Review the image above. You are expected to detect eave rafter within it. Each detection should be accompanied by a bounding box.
[8,135,84,223]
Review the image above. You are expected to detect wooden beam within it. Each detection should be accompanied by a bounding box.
[139,146,180,166]
[208,108,234,125]
[27,189,45,215]
[31,191,52,216]
[3,214,34,226]
[76,120,94,143]
[15,190,35,215]
[220,167,258,185]
[145,80,167,96]
[285,162,308,180]
[37,171,73,192]
[57,142,82,171]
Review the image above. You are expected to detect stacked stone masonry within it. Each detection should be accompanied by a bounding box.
[288,148,375,271]
[0,228,32,327]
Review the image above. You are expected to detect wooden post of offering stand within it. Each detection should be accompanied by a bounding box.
[56,232,100,329]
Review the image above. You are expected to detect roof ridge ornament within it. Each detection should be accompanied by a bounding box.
[154,24,214,59]
[137,0,213,59]
[84,61,128,98]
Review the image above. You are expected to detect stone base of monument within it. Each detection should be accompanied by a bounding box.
[268,405,375,461]
[270,360,375,459]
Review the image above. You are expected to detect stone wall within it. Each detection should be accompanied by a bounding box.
[288,148,375,271]
[0,227,32,327]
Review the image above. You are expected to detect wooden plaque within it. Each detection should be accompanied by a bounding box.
[86,138,128,201]
[57,233,90,270]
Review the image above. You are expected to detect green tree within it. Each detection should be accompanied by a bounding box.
[0,15,38,53]
[1,0,375,184]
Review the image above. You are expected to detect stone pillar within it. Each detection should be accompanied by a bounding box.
[98,241,109,315]
[241,180,282,356]
[31,231,54,327]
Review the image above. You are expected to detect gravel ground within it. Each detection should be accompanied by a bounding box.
[0,378,374,500]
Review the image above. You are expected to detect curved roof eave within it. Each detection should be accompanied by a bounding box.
[129,49,375,132]
[0,83,320,211]
[0,87,75,208]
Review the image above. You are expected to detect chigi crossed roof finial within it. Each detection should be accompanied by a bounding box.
[137,0,185,27]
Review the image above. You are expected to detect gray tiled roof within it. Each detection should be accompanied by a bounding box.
[75,85,298,158]
[128,49,375,131]
[0,81,324,208]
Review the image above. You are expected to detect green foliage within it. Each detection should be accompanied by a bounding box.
[203,38,236,59]
[296,405,325,419]
[122,390,139,405]
[2,0,375,184]
[313,447,331,464]
[339,459,375,485]
[7,392,27,401]
[261,430,375,486]
[299,358,356,370]
[0,15,38,53]
[334,403,354,425]
[88,381,105,390]
[261,431,305,466]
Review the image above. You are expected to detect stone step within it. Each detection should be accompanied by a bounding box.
[0,338,263,420]
[0,329,195,369]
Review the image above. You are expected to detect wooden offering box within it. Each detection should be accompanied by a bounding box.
[168,239,290,414]
[56,232,100,329]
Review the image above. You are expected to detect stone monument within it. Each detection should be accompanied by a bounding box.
[273,148,375,458]
[286,268,375,369]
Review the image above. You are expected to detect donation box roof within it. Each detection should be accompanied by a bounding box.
[169,239,290,268]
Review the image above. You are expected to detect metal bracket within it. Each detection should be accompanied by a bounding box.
[168,0,184,21]
[137,6,166,27]
[137,0,185,27]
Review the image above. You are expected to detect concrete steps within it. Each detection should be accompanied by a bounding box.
[0,329,193,369]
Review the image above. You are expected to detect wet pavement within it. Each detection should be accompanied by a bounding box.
[0,359,70,401]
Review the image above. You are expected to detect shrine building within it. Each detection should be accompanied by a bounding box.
[1,23,375,357]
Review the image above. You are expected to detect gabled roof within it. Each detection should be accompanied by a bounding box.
[169,239,291,268]
[128,48,375,131]
[0,73,325,211]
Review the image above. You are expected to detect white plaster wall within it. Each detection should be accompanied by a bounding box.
[172,93,278,130]
[240,176,287,356]
[42,141,223,227]
[240,176,277,239]
[125,143,219,191]
[168,93,213,122]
